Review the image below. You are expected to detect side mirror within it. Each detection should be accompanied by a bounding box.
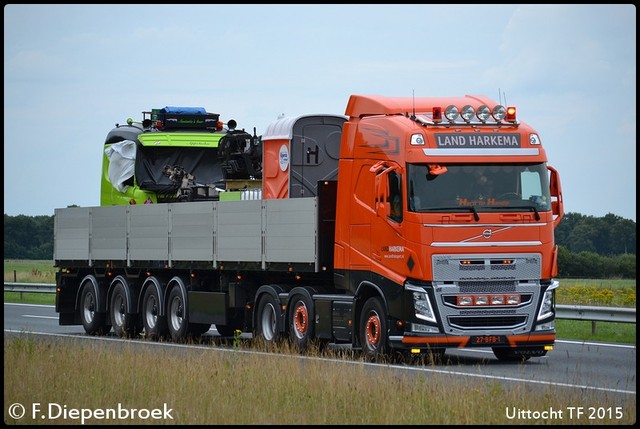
[547,165,564,227]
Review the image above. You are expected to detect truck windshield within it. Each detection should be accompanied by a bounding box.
[407,163,552,213]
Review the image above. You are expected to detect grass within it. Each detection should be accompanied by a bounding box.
[4,259,56,284]
[3,335,636,425]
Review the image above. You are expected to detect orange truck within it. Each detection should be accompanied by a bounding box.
[54,95,564,362]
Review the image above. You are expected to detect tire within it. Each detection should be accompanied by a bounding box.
[79,282,110,336]
[492,347,535,362]
[254,293,282,347]
[141,285,168,340]
[359,297,389,362]
[288,294,315,353]
[110,281,142,338]
[167,285,190,342]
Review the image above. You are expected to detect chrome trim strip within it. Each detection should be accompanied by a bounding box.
[431,241,542,247]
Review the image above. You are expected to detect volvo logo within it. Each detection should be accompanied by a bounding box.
[482,229,493,239]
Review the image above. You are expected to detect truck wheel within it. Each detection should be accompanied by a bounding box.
[141,286,168,340]
[254,293,282,346]
[79,283,110,335]
[492,347,532,362]
[289,294,315,353]
[167,285,190,342]
[359,297,388,362]
[110,282,142,338]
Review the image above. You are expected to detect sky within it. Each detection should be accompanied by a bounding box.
[4,4,636,221]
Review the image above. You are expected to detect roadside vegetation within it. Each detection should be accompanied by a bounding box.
[4,335,636,425]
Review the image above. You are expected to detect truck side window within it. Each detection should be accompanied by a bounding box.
[388,171,402,223]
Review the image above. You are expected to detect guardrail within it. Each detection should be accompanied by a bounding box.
[4,282,636,325]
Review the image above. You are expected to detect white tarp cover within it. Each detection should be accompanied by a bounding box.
[104,140,136,192]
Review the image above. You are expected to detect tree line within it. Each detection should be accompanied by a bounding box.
[3,211,636,279]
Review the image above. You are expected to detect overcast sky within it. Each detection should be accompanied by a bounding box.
[4,4,636,221]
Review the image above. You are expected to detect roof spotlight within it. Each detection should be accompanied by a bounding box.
[444,105,459,122]
[461,105,475,122]
[492,105,507,122]
[476,105,491,122]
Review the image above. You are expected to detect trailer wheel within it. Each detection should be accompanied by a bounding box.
[254,293,282,346]
[289,294,315,353]
[110,282,142,338]
[79,283,110,335]
[167,285,189,342]
[359,297,388,362]
[141,286,168,340]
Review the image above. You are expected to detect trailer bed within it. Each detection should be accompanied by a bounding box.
[54,198,319,270]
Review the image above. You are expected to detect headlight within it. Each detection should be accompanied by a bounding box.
[537,281,558,321]
[407,285,436,323]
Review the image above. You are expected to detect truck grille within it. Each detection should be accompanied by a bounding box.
[448,315,527,329]
[431,253,542,336]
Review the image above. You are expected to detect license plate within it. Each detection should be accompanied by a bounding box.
[470,335,506,345]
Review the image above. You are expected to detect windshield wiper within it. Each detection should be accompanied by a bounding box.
[423,206,480,221]
[512,205,540,220]
[485,205,541,220]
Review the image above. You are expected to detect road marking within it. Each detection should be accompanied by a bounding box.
[22,314,58,319]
